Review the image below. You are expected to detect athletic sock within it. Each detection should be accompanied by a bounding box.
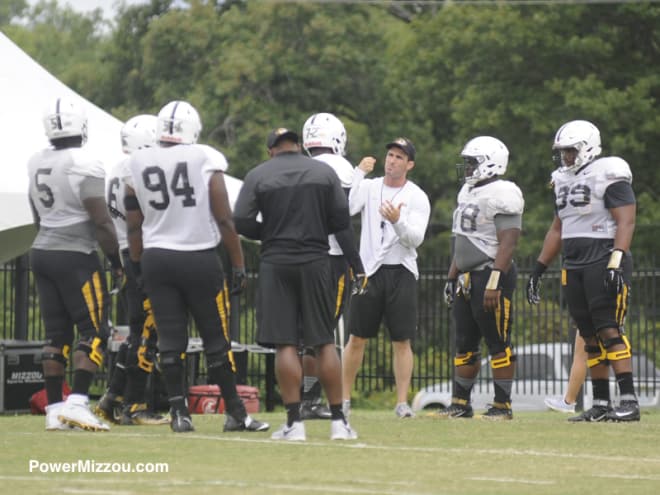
[45,375,64,404]
[72,369,95,396]
[285,402,302,426]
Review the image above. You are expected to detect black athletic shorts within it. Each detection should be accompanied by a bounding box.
[346,264,417,341]
[141,247,231,357]
[30,249,110,348]
[256,258,335,347]
[563,255,632,338]
[451,265,516,356]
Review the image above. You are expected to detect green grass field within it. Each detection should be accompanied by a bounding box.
[1,408,660,495]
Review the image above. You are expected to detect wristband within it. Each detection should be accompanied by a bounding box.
[607,249,624,269]
[532,261,547,277]
[486,269,501,291]
[107,252,122,270]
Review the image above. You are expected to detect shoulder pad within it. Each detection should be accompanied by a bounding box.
[593,156,632,183]
[68,149,106,179]
[196,144,228,172]
[486,181,524,215]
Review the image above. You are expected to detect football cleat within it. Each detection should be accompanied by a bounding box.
[481,403,513,421]
[568,403,611,423]
[300,398,332,420]
[606,400,640,422]
[223,414,270,432]
[434,402,474,419]
[330,419,358,440]
[271,421,306,441]
[94,392,123,424]
[170,409,195,433]
[120,403,169,426]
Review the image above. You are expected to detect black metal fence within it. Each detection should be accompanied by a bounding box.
[1,249,658,402]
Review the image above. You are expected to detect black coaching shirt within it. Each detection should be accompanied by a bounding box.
[233,151,350,264]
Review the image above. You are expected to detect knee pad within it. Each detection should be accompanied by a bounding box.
[159,351,184,372]
[206,351,229,370]
[490,347,515,369]
[602,334,632,362]
[42,344,70,366]
[454,351,480,367]
[585,340,607,368]
[76,336,105,367]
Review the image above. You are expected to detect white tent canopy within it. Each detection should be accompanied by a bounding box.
[0,31,243,263]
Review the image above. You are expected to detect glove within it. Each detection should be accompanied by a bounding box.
[109,267,126,295]
[443,279,456,306]
[526,261,547,305]
[604,249,625,296]
[230,266,247,295]
[351,273,369,296]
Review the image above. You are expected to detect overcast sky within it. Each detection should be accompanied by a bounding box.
[27,1,151,18]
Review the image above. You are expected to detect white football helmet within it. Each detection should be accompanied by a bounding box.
[552,120,601,173]
[157,100,201,144]
[121,114,158,154]
[42,96,88,143]
[460,136,509,186]
[302,112,347,155]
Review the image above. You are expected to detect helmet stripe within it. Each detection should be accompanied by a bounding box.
[169,101,180,135]
[55,97,62,130]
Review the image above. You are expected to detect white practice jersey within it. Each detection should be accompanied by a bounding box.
[125,143,228,251]
[107,157,130,250]
[349,171,430,279]
[313,152,355,255]
[452,180,524,260]
[551,156,632,240]
[27,147,105,228]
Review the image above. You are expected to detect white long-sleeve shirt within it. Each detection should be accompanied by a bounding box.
[349,168,430,279]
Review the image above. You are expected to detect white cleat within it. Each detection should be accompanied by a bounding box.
[330,419,358,440]
[59,394,110,431]
[45,402,73,431]
[271,421,306,441]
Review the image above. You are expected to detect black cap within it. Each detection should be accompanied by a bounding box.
[266,127,299,149]
[386,137,416,161]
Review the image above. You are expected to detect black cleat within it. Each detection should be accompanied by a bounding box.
[300,399,332,420]
[170,409,194,433]
[607,400,640,422]
[94,392,123,424]
[568,404,611,423]
[121,403,169,426]
[223,414,270,432]
[481,403,513,421]
[434,402,474,419]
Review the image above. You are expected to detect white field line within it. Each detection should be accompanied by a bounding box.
[0,476,435,495]
[468,476,555,485]
[7,429,660,465]
[594,473,660,481]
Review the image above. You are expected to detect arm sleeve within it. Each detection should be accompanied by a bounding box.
[604,181,636,208]
[79,176,106,200]
[494,213,522,231]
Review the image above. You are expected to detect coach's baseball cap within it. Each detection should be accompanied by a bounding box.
[386,137,416,161]
[267,127,299,149]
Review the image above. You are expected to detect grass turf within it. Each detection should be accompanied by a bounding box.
[1,408,659,495]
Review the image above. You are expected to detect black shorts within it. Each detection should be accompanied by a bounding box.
[451,265,516,356]
[256,258,335,347]
[346,265,417,341]
[30,249,110,348]
[563,257,632,338]
[141,248,231,357]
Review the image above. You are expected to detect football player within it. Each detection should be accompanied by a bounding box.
[29,96,123,431]
[440,136,524,420]
[123,100,269,433]
[299,112,366,420]
[527,120,639,422]
[95,114,168,426]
